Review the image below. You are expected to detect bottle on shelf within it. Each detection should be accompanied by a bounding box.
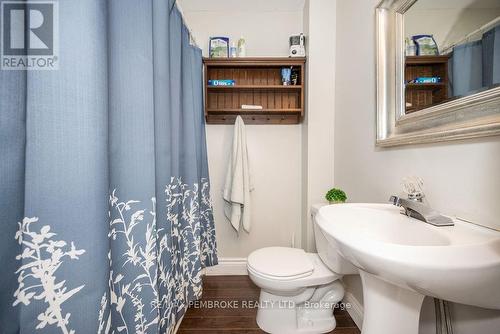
[230,42,237,58]
[237,36,246,57]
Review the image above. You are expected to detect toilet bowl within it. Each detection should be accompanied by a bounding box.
[247,204,355,333]
[247,247,344,334]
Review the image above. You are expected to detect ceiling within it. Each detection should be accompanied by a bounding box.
[177,0,306,12]
[411,0,500,10]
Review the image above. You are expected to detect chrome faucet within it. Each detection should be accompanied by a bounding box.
[389,195,454,227]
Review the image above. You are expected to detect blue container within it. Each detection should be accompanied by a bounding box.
[208,79,235,86]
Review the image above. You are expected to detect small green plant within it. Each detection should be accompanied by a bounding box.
[325,188,347,203]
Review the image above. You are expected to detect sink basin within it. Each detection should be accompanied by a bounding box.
[315,203,500,334]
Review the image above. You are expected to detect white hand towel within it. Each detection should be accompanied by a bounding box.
[223,116,253,233]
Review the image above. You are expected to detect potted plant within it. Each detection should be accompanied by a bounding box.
[325,188,347,204]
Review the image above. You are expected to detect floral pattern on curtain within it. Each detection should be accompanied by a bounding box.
[98,179,217,334]
[13,218,86,334]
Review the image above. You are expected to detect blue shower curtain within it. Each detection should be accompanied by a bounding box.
[450,40,483,97]
[450,25,500,97]
[482,25,500,88]
[0,0,217,333]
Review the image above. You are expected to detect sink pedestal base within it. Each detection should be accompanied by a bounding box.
[360,271,425,334]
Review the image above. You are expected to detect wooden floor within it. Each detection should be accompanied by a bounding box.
[178,275,361,334]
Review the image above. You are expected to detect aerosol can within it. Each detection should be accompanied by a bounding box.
[289,33,305,57]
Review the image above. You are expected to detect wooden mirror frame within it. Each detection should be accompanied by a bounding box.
[376,0,500,147]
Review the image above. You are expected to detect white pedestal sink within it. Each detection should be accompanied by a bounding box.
[314,203,500,334]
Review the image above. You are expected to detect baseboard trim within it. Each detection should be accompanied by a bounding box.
[173,314,184,334]
[343,291,364,330]
[204,257,248,276]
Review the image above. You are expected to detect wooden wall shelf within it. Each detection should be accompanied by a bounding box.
[203,57,306,124]
[405,55,450,113]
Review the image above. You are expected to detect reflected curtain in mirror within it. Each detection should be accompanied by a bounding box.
[450,40,483,97]
[483,26,500,88]
[450,25,500,97]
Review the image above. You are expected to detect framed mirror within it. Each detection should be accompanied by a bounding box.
[376,0,500,147]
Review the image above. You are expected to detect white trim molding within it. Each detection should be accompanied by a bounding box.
[203,257,248,276]
[173,314,184,334]
[343,291,364,330]
[376,0,500,147]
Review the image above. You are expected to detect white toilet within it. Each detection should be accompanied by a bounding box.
[247,204,356,334]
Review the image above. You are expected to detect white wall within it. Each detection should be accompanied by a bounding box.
[180,0,336,258]
[178,0,305,257]
[301,0,336,251]
[335,0,500,333]
[179,0,304,57]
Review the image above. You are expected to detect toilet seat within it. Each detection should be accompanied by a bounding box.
[247,247,314,280]
[247,247,340,291]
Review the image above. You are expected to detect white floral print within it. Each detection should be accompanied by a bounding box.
[13,217,86,334]
[98,177,217,334]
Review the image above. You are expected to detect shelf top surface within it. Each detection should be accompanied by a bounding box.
[203,56,306,64]
[405,55,450,64]
[406,82,445,86]
[207,108,301,112]
[207,85,302,89]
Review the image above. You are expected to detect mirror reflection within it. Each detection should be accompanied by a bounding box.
[404,0,500,114]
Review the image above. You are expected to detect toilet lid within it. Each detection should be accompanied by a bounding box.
[247,247,314,278]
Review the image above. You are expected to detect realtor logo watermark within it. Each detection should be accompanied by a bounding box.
[1,1,58,70]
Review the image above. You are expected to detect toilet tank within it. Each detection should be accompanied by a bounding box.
[311,204,358,275]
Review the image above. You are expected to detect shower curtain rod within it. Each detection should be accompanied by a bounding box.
[442,15,500,54]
